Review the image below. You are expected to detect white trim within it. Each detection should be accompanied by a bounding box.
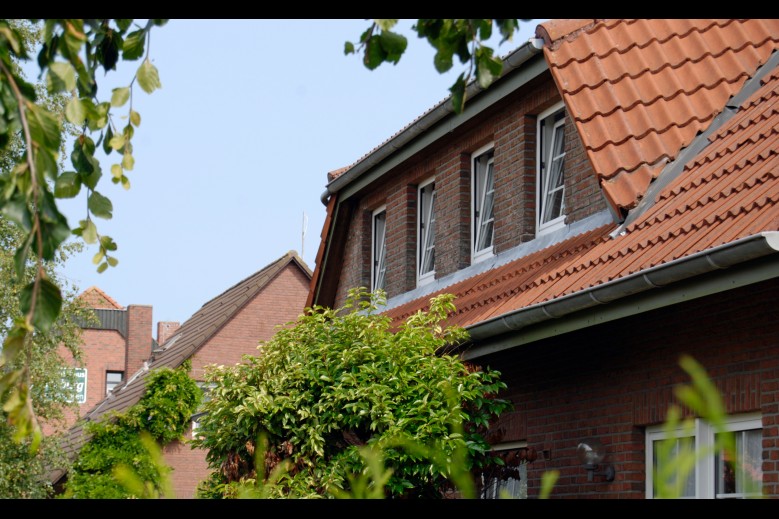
[371,205,387,292]
[471,142,496,264]
[536,100,566,235]
[645,412,762,499]
[417,177,436,286]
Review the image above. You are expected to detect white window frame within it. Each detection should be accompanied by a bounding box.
[645,412,762,499]
[371,206,387,292]
[105,370,123,396]
[480,441,529,499]
[536,101,567,234]
[417,177,436,286]
[471,143,496,264]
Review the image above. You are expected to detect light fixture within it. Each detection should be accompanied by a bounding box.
[576,438,615,482]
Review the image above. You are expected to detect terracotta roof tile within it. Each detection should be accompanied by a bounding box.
[382,58,779,335]
[539,18,779,214]
[77,286,123,310]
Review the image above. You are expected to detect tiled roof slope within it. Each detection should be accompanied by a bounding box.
[77,286,123,310]
[50,251,311,483]
[384,57,779,334]
[538,19,779,215]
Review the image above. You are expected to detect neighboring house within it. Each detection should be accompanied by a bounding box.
[307,19,779,499]
[50,250,312,498]
[43,286,165,437]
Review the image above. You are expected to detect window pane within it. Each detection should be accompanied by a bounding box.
[653,437,696,498]
[373,211,386,291]
[419,183,436,277]
[106,371,124,396]
[541,120,566,225]
[474,151,495,254]
[715,429,762,498]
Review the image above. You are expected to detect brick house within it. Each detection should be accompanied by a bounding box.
[307,20,779,498]
[43,286,172,438]
[50,250,312,498]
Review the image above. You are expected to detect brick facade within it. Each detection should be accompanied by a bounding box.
[478,277,779,498]
[332,73,606,307]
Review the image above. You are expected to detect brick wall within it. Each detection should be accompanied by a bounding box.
[332,72,606,307]
[44,328,128,436]
[476,277,779,498]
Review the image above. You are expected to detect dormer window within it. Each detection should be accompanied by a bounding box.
[472,144,495,263]
[537,101,567,233]
[417,178,436,286]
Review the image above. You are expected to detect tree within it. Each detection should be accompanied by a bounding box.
[0,19,167,450]
[192,288,512,498]
[0,18,525,450]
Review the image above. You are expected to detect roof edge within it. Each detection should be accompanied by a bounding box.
[464,231,779,359]
[321,40,544,204]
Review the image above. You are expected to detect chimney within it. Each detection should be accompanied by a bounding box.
[157,321,181,346]
[126,305,153,377]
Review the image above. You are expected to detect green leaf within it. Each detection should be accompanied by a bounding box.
[378,31,407,64]
[25,103,61,150]
[92,250,104,265]
[107,256,118,267]
[433,49,454,74]
[449,74,466,114]
[13,232,33,280]
[122,29,146,61]
[35,148,58,181]
[111,163,123,179]
[476,51,502,89]
[20,278,63,333]
[54,171,82,198]
[103,125,114,155]
[46,62,77,93]
[98,29,121,72]
[97,262,108,273]
[130,110,141,127]
[108,133,126,151]
[2,197,32,231]
[111,87,130,107]
[137,59,162,94]
[80,219,98,244]
[363,38,385,70]
[65,96,86,125]
[100,235,118,251]
[121,153,134,171]
[88,191,113,219]
[344,41,355,55]
[116,19,133,32]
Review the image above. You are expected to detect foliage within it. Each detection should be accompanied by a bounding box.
[346,19,529,113]
[61,363,201,498]
[192,288,512,498]
[0,19,166,450]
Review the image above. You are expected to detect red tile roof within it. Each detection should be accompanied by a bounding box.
[539,19,779,215]
[77,286,123,310]
[383,48,779,333]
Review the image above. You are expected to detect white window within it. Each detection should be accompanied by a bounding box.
[479,441,529,499]
[371,206,387,292]
[537,101,567,233]
[646,413,762,499]
[472,144,495,263]
[105,370,123,396]
[417,178,436,285]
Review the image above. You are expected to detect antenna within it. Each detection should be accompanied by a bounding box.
[302,211,308,257]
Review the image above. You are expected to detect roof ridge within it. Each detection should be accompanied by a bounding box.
[78,286,124,309]
[535,19,603,49]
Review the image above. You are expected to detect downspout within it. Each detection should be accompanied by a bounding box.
[466,232,779,346]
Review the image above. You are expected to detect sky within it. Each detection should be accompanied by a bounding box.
[55,19,545,326]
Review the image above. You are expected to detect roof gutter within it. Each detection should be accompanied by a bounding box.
[319,39,544,206]
[464,231,779,358]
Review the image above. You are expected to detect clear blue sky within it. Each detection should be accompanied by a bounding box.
[56,19,545,326]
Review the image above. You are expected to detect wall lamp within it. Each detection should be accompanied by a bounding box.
[576,438,615,482]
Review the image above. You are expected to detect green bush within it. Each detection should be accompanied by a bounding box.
[193,288,512,498]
